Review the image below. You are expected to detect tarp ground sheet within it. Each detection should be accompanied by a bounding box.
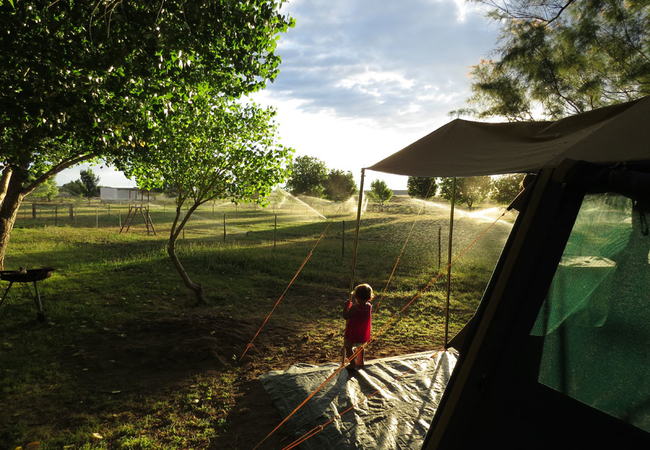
[260,350,457,449]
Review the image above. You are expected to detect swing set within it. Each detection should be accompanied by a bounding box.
[239,168,514,449]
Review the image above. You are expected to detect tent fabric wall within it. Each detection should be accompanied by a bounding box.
[368,96,650,177]
[362,97,650,449]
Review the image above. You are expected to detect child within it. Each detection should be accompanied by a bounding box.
[342,283,373,369]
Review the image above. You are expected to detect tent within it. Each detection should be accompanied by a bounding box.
[367,96,650,449]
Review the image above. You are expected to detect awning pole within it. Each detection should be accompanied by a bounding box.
[349,168,365,298]
[445,177,456,346]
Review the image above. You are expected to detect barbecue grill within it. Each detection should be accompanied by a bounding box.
[0,267,55,322]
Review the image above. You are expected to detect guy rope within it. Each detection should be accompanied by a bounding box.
[253,207,508,449]
[240,187,358,361]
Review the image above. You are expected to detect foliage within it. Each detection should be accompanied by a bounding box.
[439,176,493,209]
[125,96,292,303]
[407,177,438,199]
[26,178,58,202]
[323,169,358,201]
[285,156,328,197]
[59,180,84,198]
[0,0,294,269]
[491,173,525,204]
[367,179,394,209]
[79,169,100,198]
[463,0,650,120]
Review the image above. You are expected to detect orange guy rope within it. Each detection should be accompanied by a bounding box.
[374,178,437,312]
[253,209,508,448]
[256,342,371,449]
[240,195,351,361]
[282,348,446,450]
[239,252,315,361]
[348,168,366,297]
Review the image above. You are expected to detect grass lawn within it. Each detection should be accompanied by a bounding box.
[0,193,515,449]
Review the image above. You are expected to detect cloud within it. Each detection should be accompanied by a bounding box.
[56,163,136,188]
[57,0,500,190]
[267,0,499,130]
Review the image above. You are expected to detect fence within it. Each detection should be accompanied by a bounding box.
[16,195,458,262]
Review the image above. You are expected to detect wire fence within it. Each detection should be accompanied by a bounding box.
[15,193,512,267]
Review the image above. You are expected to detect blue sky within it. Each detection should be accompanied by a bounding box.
[57,0,500,190]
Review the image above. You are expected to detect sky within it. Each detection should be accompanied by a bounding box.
[56,0,501,190]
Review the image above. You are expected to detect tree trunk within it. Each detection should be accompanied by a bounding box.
[167,235,205,305]
[0,171,26,270]
[0,167,12,206]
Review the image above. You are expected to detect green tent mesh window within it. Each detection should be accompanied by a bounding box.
[531,193,650,432]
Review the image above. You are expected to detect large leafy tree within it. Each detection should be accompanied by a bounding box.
[463,0,650,120]
[26,178,58,202]
[323,169,357,201]
[407,176,438,199]
[285,156,328,197]
[127,97,292,304]
[79,169,101,198]
[366,179,394,211]
[60,180,84,198]
[440,176,493,209]
[0,0,293,269]
[491,173,525,204]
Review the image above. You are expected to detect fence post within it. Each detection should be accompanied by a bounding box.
[96,207,99,228]
[273,214,277,251]
[342,220,345,258]
[32,203,36,219]
[438,226,442,272]
[223,213,226,242]
[54,205,58,226]
[69,205,74,221]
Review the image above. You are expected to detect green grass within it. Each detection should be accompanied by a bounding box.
[1,193,515,449]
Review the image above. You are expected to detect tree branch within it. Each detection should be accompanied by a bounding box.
[23,153,98,196]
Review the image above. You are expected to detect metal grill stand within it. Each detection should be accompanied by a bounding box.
[0,267,55,322]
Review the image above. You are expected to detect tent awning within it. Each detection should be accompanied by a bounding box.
[367,96,650,177]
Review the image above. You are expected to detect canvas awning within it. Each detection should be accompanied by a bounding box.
[368,96,650,177]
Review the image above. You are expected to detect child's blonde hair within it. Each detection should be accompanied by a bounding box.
[353,283,373,302]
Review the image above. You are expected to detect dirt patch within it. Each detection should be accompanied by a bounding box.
[49,310,341,448]
[64,313,252,392]
[11,309,421,449]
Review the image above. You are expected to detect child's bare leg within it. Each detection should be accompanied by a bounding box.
[343,339,356,368]
[343,339,354,367]
[342,345,352,365]
[355,346,365,367]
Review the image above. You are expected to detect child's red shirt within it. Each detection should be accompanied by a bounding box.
[344,303,372,343]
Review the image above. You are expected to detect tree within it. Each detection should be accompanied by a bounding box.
[491,173,526,204]
[79,169,100,198]
[60,181,84,198]
[0,1,294,269]
[27,178,58,202]
[407,176,438,199]
[366,179,393,210]
[463,0,650,120]
[285,156,328,197]
[126,97,292,304]
[439,176,492,209]
[323,169,358,201]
